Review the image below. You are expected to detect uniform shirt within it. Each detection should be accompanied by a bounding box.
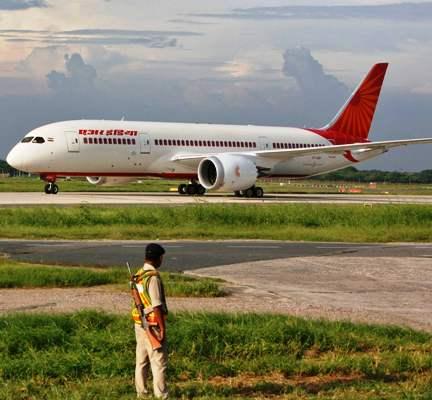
[143,263,163,308]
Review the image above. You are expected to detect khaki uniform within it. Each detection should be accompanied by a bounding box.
[134,263,168,399]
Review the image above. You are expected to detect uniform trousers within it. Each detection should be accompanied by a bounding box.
[135,324,168,399]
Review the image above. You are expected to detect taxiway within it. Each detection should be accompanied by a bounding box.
[0,192,431,205]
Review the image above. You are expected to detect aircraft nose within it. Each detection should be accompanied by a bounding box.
[6,147,22,170]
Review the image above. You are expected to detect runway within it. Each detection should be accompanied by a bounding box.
[2,239,432,330]
[0,191,432,205]
[1,239,431,271]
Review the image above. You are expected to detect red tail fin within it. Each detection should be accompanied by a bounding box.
[322,63,388,142]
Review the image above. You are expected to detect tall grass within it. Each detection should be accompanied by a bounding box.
[0,311,431,399]
[0,259,224,296]
[0,204,431,241]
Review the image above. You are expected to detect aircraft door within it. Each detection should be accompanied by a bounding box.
[139,133,151,154]
[65,131,80,152]
[258,136,271,151]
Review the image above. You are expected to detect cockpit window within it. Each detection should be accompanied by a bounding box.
[21,136,34,143]
[32,137,45,144]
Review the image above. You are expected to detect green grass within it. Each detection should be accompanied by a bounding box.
[0,258,224,297]
[0,204,431,242]
[0,177,178,192]
[2,176,432,195]
[0,311,431,399]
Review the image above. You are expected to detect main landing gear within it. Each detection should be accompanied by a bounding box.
[234,186,264,198]
[44,182,59,195]
[178,181,206,196]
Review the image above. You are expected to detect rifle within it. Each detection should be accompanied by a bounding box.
[127,262,163,350]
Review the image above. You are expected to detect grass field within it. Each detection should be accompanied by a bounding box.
[0,311,431,399]
[0,258,224,297]
[1,176,432,195]
[0,204,431,242]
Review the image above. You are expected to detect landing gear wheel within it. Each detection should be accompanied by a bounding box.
[234,191,242,197]
[44,182,59,195]
[254,187,264,198]
[178,184,187,195]
[245,188,255,198]
[186,184,197,195]
[44,183,52,194]
[196,185,206,196]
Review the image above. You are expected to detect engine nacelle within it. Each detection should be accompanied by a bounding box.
[198,154,257,192]
[86,176,136,186]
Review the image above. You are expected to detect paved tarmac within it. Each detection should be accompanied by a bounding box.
[1,240,431,271]
[1,192,432,205]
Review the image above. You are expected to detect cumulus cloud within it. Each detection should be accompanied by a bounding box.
[0,0,48,10]
[191,3,432,21]
[17,46,67,76]
[282,47,349,122]
[46,53,97,92]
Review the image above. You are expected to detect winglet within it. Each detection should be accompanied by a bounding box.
[322,63,389,141]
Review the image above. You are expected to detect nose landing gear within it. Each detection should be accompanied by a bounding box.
[178,181,206,196]
[44,182,59,195]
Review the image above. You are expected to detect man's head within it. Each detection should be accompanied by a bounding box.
[145,243,166,269]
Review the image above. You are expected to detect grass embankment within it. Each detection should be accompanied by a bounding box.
[0,204,431,242]
[0,259,224,297]
[2,176,432,195]
[1,311,431,399]
[0,177,177,192]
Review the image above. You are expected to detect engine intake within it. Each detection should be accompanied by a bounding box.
[198,154,257,192]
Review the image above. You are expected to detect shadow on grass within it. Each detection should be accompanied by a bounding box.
[174,372,412,398]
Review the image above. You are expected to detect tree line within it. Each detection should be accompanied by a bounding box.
[1,159,432,183]
[314,167,432,184]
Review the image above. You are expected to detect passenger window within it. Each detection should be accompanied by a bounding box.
[89,138,93,144]
[84,138,88,144]
[108,138,112,144]
[32,137,45,144]
[21,136,34,143]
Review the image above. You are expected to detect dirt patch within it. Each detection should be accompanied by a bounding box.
[1,256,431,332]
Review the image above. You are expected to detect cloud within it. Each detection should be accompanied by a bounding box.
[17,46,67,76]
[46,53,97,92]
[0,28,201,47]
[282,47,349,124]
[0,0,48,10]
[190,3,432,21]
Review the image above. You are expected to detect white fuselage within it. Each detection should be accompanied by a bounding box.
[7,120,377,181]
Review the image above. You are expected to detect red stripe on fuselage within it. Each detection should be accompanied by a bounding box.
[39,172,311,181]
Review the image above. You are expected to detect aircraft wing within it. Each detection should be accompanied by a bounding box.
[254,138,432,160]
[172,138,432,166]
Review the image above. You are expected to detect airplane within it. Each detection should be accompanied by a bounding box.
[6,63,432,197]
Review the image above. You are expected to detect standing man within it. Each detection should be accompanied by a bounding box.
[131,243,169,399]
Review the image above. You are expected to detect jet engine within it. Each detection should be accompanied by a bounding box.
[86,177,136,186]
[198,154,257,192]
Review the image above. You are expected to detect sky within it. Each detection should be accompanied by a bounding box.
[1,0,432,170]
